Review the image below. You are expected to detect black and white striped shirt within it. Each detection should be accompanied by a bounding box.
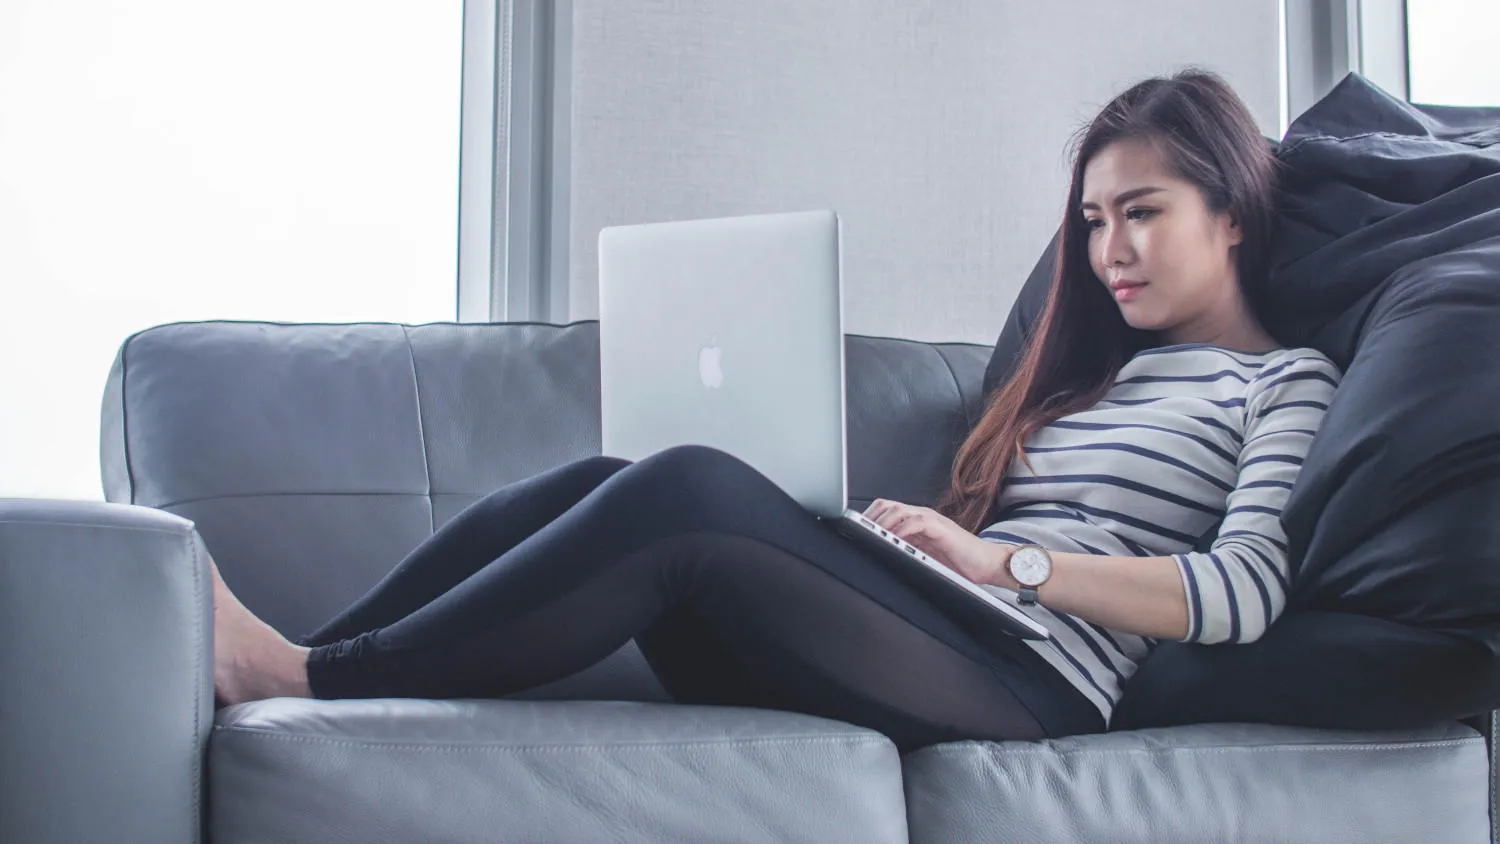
[978,343,1342,722]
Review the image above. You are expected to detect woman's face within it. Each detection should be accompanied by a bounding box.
[1079,138,1243,337]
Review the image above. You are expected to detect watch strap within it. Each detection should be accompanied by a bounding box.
[1017,585,1040,606]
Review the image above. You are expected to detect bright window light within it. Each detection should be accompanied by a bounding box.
[0,0,464,500]
[1406,0,1500,106]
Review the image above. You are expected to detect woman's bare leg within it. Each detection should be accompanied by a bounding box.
[212,555,311,704]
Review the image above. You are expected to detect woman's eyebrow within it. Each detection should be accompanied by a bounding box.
[1080,186,1166,212]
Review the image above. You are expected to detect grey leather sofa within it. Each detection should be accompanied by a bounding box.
[2,319,1493,843]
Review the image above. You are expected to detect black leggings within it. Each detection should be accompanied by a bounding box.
[298,445,1103,752]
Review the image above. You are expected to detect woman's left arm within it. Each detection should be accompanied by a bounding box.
[993,548,1192,639]
[872,351,1342,645]
[988,346,1338,640]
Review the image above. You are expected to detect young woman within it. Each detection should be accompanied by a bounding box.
[211,69,1340,753]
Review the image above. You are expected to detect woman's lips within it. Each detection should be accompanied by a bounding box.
[1112,281,1147,302]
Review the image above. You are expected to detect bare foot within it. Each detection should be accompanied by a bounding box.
[210,555,313,706]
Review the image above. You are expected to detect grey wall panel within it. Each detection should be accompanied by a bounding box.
[569,0,1280,344]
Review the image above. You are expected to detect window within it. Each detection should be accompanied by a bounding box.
[0,1,464,499]
[1406,0,1500,106]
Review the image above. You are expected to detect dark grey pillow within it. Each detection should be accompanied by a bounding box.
[1112,610,1500,731]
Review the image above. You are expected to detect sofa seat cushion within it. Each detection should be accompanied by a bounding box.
[209,697,907,844]
[902,722,1488,844]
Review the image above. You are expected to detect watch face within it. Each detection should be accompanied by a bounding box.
[1010,546,1052,587]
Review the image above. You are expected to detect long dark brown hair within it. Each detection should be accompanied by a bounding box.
[937,69,1280,533]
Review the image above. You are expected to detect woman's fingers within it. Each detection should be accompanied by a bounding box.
[867,501,942,540]
[865,498,898,524]
[882,509,918,533]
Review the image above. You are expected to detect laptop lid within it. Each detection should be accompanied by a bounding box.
[598,210,847,517]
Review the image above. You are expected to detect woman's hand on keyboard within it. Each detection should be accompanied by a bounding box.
[863,499,1014,588]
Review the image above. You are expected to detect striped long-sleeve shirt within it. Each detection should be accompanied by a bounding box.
[977,342,1342,723]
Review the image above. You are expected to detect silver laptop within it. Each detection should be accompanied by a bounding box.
[597,209,1049,641]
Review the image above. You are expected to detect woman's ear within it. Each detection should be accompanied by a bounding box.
[1224,213,1244,247]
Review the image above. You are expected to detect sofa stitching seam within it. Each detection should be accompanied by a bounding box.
[1491,711,1498,840]
[400,325,435,534]
[915,738,1481,756]
[120,332,137,505]
[930,346,972,430]
[188,532,203,827]
[0,519,191,535]
[153,491,434,510]
[211,729,892,753]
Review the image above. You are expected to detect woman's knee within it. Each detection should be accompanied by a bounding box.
[526,455,631,500]
[617,445,775,511]
[633,445,759,487]
[576,454,632,477]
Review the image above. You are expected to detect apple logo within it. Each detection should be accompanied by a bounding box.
[698,336,724,389]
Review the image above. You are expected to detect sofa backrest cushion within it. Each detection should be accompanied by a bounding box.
[102,320,988,638]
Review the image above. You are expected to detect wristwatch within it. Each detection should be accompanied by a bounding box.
[1007,545,1054,606]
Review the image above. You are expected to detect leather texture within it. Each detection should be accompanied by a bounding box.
[903,721,1490,844]
[84,318,1497,842]
[210,697,906,844]
[0,499,212,844]
[844,336,989,511]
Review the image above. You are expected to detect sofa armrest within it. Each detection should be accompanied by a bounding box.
[0,499,210,844]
